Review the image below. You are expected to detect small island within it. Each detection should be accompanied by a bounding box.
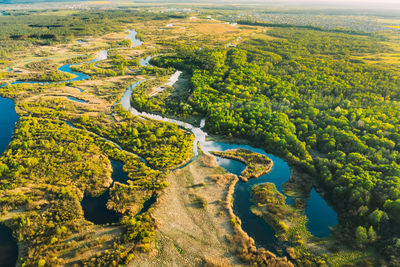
[210,148,273,182]
[251,183,302,238]
[250,184,335,266]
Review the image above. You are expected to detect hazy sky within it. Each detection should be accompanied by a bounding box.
[227,0,400,9]
[130,0,400,10]
[2,0,400,10]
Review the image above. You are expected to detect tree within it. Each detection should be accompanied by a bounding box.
[80,114,89,124]
[168,135,178,144]
[148,134,157,143]
[368,209,386,226]
[136,139,142,148]
[368,226,377,242]
[38,259,46,267]
[131,128,139,138]
[355,226,368,246]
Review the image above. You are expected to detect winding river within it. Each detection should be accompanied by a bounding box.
[118,32,338,248]
[0,28,338,264]
[121,83,337,247]
[0,40,117,265]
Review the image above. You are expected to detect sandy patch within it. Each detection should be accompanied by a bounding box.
[129,152,243,266]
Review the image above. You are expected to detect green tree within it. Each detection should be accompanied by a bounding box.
[368,226,377,242]
[38,259,46,267]
[368,209,386,226]
[355,226,368,246]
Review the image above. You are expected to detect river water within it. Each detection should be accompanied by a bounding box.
[118,32,338,248]
[72,29,337,244]
[81,159,129,225]
[0,28,338,264]
[0,38,118,265]
[0,96,19,267]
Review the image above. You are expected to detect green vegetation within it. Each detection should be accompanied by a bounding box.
[0,115,175,266]
[0,9,183,55]
[1,4,400,266]
[73,106,194,170]
[251,183,309,243]
[0,9,199,265]
[20,70,74,82]
[0,117,111,192]
[250,183,324,265]
[211,148,273,182]
[130,71,193,118]
[152,26,400,263]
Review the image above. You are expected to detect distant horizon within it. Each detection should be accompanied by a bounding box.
[146,0,400,9]
[1,0,400,10]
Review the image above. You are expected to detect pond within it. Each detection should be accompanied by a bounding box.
[81,189,120,225]
[81,159,129,225]
[0,225,18,267]
[0,97,18,154]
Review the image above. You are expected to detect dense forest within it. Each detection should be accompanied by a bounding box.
[151,27,400,264]
[72,107,194,170]
[0,9,184,54]
[1,5,400,265]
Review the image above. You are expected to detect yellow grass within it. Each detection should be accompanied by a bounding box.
[192,23,241,35]
[89,1,111,4]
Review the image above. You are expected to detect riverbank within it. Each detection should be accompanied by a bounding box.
[130,150,292,266]
[210,148,273,182]
[203,135,347,265]
[129,150,241,266]
[0,13,358,266]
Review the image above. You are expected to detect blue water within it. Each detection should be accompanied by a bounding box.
[203,141,291,250]
[67,96,88,104]
[81,159,129,225]
[57,64,89,82]
[139,194,157,214]
[0,97,19,154]
[111,160,129,184]
[0,28,338,261]
[0,96,19,267]
[81,189,121,225]
[0,225,18,267]
[306,188,338,237]
[203,140,336,247]
[7,64,88,86]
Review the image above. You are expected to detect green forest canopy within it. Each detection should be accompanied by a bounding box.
[151,27,400,262]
